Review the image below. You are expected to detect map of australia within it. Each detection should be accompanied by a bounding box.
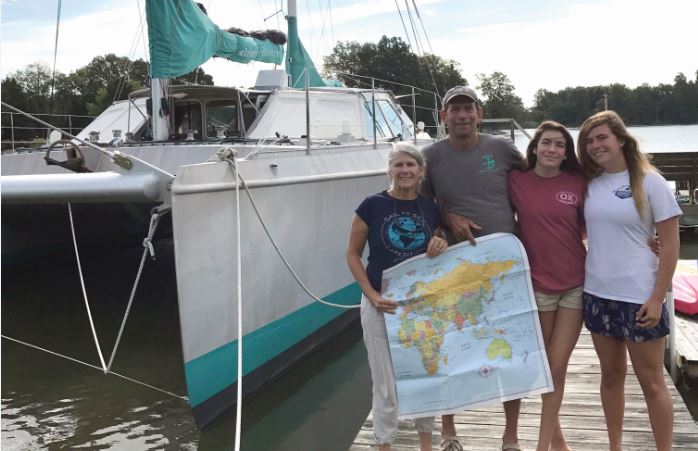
[382,233,553,418]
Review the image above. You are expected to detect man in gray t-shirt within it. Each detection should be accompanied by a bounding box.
[421,132,521,239]
[419,86,524,451]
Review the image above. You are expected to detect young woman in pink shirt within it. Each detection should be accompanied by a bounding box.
[508,121,586,451]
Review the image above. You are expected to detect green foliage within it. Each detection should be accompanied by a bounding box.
[476,72,525,120]
[531,75,698,126]
[1,55,215,145]
[323,36,466,130]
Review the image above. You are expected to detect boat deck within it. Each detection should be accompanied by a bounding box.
[349,329,698,450]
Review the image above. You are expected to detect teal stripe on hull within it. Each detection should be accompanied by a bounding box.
[184,282,361,407]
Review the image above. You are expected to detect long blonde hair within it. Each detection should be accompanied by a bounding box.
[577,111,656,218]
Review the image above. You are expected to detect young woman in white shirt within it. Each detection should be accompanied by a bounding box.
[578,111,681,451]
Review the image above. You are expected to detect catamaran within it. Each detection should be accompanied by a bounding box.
[1,0,436,428]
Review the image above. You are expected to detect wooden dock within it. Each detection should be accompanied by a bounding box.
[675,313,698,381]
[349,330,698,450]
[673,259,698,381]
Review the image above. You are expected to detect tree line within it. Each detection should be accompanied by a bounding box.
[1,54,212,145]
[2,40,696,146]
[323,36,698,129]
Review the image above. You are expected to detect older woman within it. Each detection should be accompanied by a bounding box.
[579,111,680,451]
[347,143,448,451]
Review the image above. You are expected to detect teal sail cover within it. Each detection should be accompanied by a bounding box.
[146,0,284,78]
[285,16,341,88]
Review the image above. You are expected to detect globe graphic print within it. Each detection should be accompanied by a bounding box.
[387,215,426,250]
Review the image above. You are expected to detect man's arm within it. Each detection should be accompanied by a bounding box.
[442,212,482,246]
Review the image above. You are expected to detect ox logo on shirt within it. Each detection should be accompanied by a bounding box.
[555,191,578,205]
[613,185,633,199]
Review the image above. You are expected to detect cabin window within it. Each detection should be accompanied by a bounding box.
[241,102,258,135]
[362,100,412,140]
[206,99,239,139]
[173,100,203,140]
[363,102,388,139]
[377,100,411,139]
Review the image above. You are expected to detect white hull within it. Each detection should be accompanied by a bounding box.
[171,143,391,426]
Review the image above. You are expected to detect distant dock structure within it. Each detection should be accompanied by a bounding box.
[649,151,698,228]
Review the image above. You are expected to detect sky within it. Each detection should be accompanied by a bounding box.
[1,0,697,107]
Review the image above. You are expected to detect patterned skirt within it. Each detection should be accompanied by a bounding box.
[583,292,669,342]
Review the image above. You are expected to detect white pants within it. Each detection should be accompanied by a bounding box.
[360,295,434,445]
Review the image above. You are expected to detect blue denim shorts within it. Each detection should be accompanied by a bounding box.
[583,292,669,342]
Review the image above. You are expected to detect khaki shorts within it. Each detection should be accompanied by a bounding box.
[535,286,583,312]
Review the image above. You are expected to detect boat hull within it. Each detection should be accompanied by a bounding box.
[190,302,359,428]
[171,145,391,428]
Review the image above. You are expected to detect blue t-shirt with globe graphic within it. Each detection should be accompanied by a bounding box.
[355,190,440,292]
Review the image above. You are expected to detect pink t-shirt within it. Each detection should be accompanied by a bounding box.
[508,170,586,294]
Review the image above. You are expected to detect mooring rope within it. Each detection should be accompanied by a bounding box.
[1,335,188,401]
[5,203,183,401]
[233,153,244,451]
[216,149,360,309]
[68,202,108,372]
[107,205,171,371]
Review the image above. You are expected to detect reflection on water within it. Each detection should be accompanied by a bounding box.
[1,239,371,450]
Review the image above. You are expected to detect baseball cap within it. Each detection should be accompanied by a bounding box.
[443,85,480,107]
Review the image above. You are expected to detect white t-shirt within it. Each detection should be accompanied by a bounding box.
[584,170,682,304]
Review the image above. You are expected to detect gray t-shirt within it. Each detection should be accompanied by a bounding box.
[420,133,523,238]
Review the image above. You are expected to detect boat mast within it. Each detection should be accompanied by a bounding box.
[151,78,170,141]
[286,0,301,87]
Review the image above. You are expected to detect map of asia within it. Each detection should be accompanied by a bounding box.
[382,233,553,418]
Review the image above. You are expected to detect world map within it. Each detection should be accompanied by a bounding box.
[382,233,553,418]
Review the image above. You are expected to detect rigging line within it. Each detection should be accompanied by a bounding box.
[394,0,413,51]
[411,0,435,55]
[271,0,281,29]
[317,0,332,61]
[317,0,325,55]
[404,0,422,56]
[336,71,438,96]
[137,0,149,64]
[404,0,441,99]
[328,0,335,46]
[107,206,171,372]
[233,155,243,451]
[68,203,108,372]
[114,5,150,104]
[115,6,148,103]
[1,335,188,401]
[257,0,267,25]
[222,157,358,309]
[305,0,317,63]
[48,0,62,127]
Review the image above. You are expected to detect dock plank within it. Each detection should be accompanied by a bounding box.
[675,313,698,379]
[349,330,698,450]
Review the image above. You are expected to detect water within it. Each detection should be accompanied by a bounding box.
[1,240,372,450]
[514,124,698,153]
[3,124,698,448]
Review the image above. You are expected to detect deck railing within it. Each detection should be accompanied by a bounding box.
[0,111,95,153]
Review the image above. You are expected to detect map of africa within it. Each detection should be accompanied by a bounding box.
[382,233,553,418]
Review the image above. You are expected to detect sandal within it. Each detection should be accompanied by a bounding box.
[502,442,523,451]
[440,436,464,451]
